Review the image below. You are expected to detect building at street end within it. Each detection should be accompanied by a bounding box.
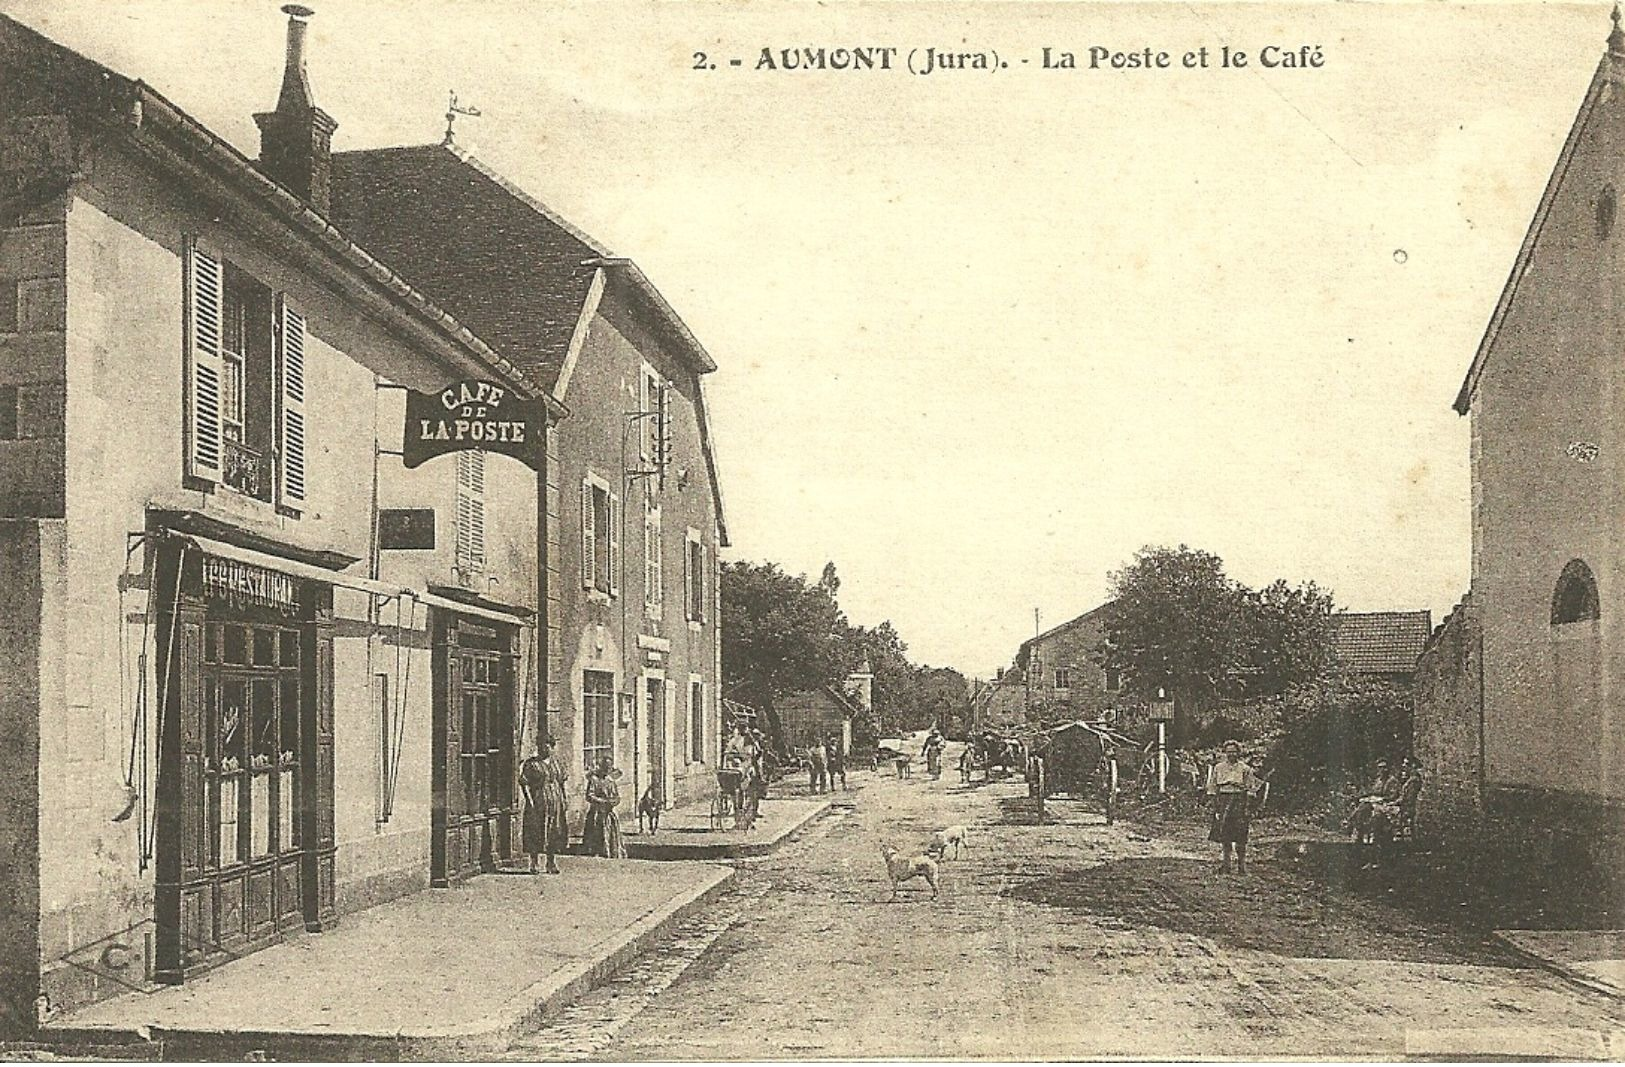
[777,662,873,755]
[1415,12,1625,892]
[328,143,729,819]
[1330,611,1432,686]
[0,8,573,1032]
[1013,602,1125,725]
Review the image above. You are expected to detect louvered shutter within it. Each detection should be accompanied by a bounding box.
[469,496,485,568]
[581,479,595,590]
[186,243,225,483]
[608,491,621,598]
[684,534,694,621]
[696,542,706,622]
[638,373,650,462]
[277,299,307,506]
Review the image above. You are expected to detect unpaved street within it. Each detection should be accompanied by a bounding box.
[507,749,1624,1060]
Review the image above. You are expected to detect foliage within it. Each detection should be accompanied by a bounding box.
[1100,544,1336,744]
[720,560,848,714]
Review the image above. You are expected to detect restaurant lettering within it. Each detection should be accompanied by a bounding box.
[202,556,299,615]
[403,379,544,471]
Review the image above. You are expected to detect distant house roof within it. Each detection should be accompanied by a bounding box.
[779,684,865,719]
[1019,600,1117,656]
[1332,611,1433,675]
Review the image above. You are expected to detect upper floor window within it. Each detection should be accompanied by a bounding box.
[1053,667,1072,690]
[455,450,486,575]
[1103,667,1123,692]
[685,530,707,624]
[186,242,306,510]
[644,502,664,617]
[581,473,620,598]
[1552,559,1600,625]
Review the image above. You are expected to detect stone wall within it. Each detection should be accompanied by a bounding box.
[1411,597,1483,844]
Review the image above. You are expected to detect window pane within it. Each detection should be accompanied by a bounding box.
[223,625,248,665]
[205,624,218,663]
[279,770,297,851]
[251,679,276,768]
[280,629,300,667]
[220,777,240,865]
[253,628,276,667]
[279,675,300,767]
[252,773,272,858]
[461,693,476,754]
[221,680,247,771]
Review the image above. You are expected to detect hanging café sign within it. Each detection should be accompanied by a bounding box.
[403,379,544,471]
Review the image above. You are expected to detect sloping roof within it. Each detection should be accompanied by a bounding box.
[0,13,546,402]
[330,144,604,390]
[1455,39,1615,415]
[779,684,863,718]
[1020,600,1116,655]
[1331,611,1433,675]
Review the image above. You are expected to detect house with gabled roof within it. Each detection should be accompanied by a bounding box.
[1415,8,1625,888]
[1329,611,1432,685]
[329,142,730,818]
[0,6,568,1028]
[1013,601,1125,725]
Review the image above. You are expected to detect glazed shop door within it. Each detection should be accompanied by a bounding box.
[432,616,519,886]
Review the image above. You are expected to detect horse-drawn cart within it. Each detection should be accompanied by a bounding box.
[1026,719,1137,824]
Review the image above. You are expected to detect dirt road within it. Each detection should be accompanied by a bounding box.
[506,748,1624,1060]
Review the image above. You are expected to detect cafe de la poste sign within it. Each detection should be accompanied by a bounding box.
[403,379,545,471]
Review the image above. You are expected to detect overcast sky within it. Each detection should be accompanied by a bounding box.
[5,0,1606,677]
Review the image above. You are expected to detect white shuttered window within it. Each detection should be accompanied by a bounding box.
[456,450,486,572]
[186,243,225,483]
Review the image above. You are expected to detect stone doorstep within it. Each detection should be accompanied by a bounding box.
[624,797,833,860]
[42,867,738,1061]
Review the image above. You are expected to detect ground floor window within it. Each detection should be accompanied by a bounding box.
[689,680,704,763]
[583,669,615,770]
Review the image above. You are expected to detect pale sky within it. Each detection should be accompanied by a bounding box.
[5,0,1606,677]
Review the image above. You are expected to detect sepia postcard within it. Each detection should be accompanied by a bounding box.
[0,0,1621,1061]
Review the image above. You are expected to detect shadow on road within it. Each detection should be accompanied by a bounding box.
[1002,855,1524,968]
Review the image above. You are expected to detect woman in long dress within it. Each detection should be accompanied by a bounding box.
[583,757,627,859]
[1205,739,1261,874]
[519,738,568,874]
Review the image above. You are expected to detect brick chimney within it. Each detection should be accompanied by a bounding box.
[254,5,337,214]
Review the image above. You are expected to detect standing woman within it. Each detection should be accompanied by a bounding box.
[1206,740,1261,874]
[583,757,627,859]
[519,737,568,874]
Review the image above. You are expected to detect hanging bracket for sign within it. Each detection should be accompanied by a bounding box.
[402,379,545,471]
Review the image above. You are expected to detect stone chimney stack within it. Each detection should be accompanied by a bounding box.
[254,5,337,214]
[844,659,874,715]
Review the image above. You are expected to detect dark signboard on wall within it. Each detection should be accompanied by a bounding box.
[379,508,436,550]
[403,379,544,471]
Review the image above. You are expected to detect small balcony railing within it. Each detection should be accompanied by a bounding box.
[223,439,274,502]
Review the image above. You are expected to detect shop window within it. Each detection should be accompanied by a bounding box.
[202,623,302,870]
[583,669,615,771]
[1553,559,1600,625]
[185,243,306,509]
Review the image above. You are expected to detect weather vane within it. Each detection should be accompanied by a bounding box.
[443,91,482,146]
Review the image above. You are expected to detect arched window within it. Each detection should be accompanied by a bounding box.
[1552,559,1600,625]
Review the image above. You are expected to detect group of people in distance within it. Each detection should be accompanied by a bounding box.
[514,736,629,883]
[1343,756,1424,866]
[805,734,847,793]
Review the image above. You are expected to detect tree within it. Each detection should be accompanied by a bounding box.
[721,561,848,717]
[916,666,971,736]
[1244,578,1337,696]
[1102,545,1252,743]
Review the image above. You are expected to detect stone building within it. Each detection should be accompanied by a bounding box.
[775,665,871,756]
[1014,602,1124,724]
[1330,611,1432,685]
[0,8,560,1030]
[328,144,729,817]
[1418,11,1625,885]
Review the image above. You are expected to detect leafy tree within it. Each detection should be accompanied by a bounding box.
[720,561,848,717]
[916,666,971,736]
[1242,578,1338,696]
[1102,545,1252,743]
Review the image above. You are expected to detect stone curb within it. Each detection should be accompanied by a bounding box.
[44,866,739,1062]
[1491,932,1625,1003]
[625,798,832,860]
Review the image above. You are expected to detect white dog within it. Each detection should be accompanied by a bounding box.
[880,842,939,901]
[928,824,970,860]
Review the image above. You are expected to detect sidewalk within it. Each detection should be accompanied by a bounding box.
[46,858,734,1060]
[1496,929,1625,1000]
[624,792,832,860]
